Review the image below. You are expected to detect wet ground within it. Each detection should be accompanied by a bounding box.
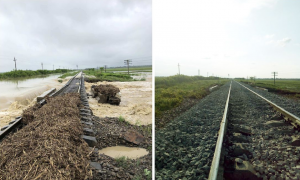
[85,73,152,125]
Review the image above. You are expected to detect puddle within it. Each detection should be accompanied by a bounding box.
[98,146,149,159]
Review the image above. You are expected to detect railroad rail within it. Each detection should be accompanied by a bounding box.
[0,71,82,142]
[209,80,300,180]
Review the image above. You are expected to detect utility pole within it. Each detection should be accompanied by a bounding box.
[105,65,107,73]
[53,65,54,70]
[178,63,180,75]
[228,74,229,79]
[76,65,78,70]
[207,72,208,77]
[41,63,43,70]
[198,69,200,76]
[124,59,132,75]
[13,57,17,71]
[271,72,278,85]
[59,66,60,69]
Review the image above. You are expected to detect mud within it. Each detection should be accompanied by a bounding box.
[85,73,152,125]
[98,146,148,159]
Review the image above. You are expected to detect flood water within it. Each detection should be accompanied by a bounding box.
[0,74,62,110]
[98,146,149,159]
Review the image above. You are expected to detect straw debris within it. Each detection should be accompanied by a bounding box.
[0,93,91,180]
[93,84,120,97]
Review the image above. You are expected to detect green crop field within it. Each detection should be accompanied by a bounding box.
[239,79,300,95]
[155,75,229,117]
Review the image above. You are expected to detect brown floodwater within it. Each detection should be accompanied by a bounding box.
[0,74,71,127]
[98,146,149,159]
[85,72,152,125]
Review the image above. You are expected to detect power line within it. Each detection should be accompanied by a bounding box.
[271,72,278,85]
[13,57,17,71]
[124,59,132,75]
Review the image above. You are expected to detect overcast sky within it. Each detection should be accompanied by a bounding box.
[154,0,300,78]
[0,0,151,72]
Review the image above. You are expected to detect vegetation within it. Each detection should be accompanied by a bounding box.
[58,71,78,79]
[118,116,125,123]
[239,78,300,98]
[155,75,229,117]
[83,69,133,82]
[101,66,152,72]
[115,156,128,168]
[0,69,70,79]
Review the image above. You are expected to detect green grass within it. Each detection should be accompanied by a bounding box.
[83,69,133,81]
[115,156,128,168]
[58,71,78,79]
[105,66,152,72]
[0,69,70,79]
[118,116,125,122]
[155,75,229,117]
[239,79,300,94]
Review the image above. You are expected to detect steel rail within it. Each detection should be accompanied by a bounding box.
[208,81,232,180]
[0,71,82,141]
[235,81,300,127]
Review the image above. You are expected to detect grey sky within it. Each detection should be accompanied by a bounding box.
[0,0,152,72]
[154,0,300,78]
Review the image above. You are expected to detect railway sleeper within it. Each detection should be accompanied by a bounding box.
[82,135,97,147]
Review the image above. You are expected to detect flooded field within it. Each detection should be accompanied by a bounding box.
[85,73,152,125]
[0,74,70,127]
[98,146,149,159]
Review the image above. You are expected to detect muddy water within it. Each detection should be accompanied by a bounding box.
[98,146,149,159]
[85,72,152,125]
[0,74,71,127]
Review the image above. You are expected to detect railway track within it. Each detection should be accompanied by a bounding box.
[0,71,84,142]
[156,80,300,179]
[209,81,300,180]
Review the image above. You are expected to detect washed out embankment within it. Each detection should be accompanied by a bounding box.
[0,76,73,128]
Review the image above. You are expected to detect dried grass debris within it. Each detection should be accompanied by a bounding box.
[0,93,91,180]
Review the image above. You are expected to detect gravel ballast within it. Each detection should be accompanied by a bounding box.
[224,81,300,180]
[240,81,300,118]
[155,82,231,179]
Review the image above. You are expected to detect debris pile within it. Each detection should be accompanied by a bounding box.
[0,93,91,180]
[91,84,121,105]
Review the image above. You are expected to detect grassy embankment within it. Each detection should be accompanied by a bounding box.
[155,75,229,119]
[0,69,70,79]
[239,79,300,98]
[83,69,133,82]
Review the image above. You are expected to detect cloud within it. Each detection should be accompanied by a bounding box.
[0,0,152,72]
[266,36,291,47]
[277,38,291,47]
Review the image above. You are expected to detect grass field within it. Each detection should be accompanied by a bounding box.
[104,66,152,72]
[239,79,300,95]
[58,71,78,79]
[155,75,229,117]
[83,69,133,81]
